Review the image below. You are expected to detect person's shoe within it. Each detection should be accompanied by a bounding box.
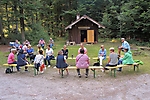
[17,69,20,72]
[101,69,104,72]
[104,68,109,70]
[48,65,51,68]
[117,70,122,72]
[25,69,28,72]
[40,71,44,73]
[85,74,88,78]
[78,74,81,78]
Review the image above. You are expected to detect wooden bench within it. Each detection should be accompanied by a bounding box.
[54,66,103,78]
[105,63,139,77]
[92,55,124,60]
[3,64,17,72]
[68,57,91,60]
[3,64,35,75]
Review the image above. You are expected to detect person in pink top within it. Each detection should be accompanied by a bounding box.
[39,38,45,49]
[7,48,19,71]
[76,49,89,78]
[78,43,87,54]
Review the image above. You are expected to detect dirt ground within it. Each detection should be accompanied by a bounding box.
[0,45,150,100]
[0,67,150,100]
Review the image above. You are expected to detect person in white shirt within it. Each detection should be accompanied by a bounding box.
[44,45,54,67]
[22,43,28,53]
[34,50,45,73]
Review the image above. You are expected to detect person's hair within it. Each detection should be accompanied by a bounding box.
[39,50,43,55]
[124,48,129,52]
[58,50,63,55]
[109,47,114,52]
[11,48,16,52]
[19,49,24,54]
[25,44,28,46]
[80,49,84,54]
[121,38,125,40]
[37,44,40,47]
[101,45,104,48]
[64,45,66,48]
[47,45,50,47]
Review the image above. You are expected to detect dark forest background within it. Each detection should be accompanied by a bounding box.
[0,0,150,45]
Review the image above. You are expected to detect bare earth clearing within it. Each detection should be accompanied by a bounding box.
[0,45,150,100]
[0,67,150,100]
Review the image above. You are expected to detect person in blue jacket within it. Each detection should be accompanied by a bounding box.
[118,38,130,56]
[27,45,35,63]
[17,49,29,71]
[98,45,107,65]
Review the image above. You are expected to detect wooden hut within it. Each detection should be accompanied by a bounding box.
[65,15,105,44]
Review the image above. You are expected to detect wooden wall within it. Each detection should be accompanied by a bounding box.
[68,19,99,44]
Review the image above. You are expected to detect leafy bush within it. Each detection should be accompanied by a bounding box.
[25,22,50,45]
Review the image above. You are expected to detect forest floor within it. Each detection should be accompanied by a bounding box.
[0,45,150,100]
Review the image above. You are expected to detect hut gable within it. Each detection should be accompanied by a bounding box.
[65,15,105,30]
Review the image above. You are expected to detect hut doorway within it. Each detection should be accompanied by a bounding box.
[87,30,94,43]
[81,30,87,42]
[80,30,95,43]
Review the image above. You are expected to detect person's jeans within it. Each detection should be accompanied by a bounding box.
[99,56,105,65]
[77,68,89,75]
[44,55,54,65]
[40,44,45,49]
[118,58,123,70]
[50,43,53,48]
[29,54,36,63]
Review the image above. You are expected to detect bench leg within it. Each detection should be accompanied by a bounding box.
[34,67,36,76]
[110,69,116,77]
[137,65,139,71]
[114,68,116,77]
[10,66,13,72]
[134,65,136,71]
[61,69,65,78]
[110,69,112,76]
[91,69,96,78]
[134,65,139,71]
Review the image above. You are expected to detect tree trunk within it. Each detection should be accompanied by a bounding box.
[6,3,11,36]
[13,0,18,34]
[19,0,25,42]
[0,17,6,45]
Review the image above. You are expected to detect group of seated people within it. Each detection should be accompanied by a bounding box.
[8,38,55,72]
[56,38,134,78]
[7,38,134,77]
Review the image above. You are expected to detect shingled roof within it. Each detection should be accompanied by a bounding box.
[65,15,105,30]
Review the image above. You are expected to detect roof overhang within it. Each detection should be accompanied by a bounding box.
[65,15,105,30]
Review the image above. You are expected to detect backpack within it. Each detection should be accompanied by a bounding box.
[5,68,13,74]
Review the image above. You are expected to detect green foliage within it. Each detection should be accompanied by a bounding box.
[0,0,150,45]
[25,22,50,45]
